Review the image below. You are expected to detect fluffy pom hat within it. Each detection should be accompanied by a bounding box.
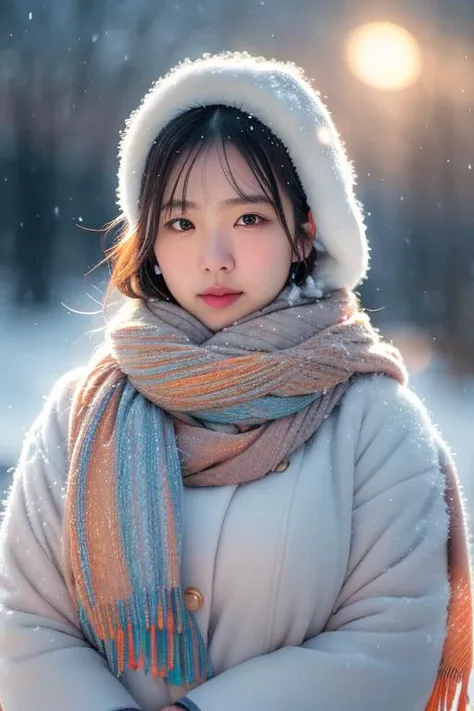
[117,52,369,292]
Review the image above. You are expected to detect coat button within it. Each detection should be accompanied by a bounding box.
[273,459,290,473]
[184,586,204,612]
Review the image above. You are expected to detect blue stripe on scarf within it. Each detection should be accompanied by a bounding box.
[195,393,319,424]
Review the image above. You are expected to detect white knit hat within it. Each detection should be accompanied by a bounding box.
[117,52,369,291]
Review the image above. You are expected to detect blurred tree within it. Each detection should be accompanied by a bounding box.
[405,11,474,373]
[0,0,185,305]
[1,4,59,305]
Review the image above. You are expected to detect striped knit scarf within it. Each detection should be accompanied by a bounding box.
[63,288,472,708]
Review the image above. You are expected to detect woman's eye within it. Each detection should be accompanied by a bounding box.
[167,218,194,232]
[237,214,266,227]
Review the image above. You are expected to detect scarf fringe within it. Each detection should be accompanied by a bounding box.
[78,589,211,687]
[425,668,470,711]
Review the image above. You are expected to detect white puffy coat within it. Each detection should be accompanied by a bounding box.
[0,371,449,711]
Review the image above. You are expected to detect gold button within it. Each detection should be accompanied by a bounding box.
[184,586,204,612]
[273,459,290,473]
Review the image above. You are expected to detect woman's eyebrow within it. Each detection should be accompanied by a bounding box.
[222,195,273,206]
[160,198,199,213]
[161,194,272,213]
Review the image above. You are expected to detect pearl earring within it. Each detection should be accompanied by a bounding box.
[154,263,161,276]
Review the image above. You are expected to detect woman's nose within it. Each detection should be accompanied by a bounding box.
[201,232,235,273]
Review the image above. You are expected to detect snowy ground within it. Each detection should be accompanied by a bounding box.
[1,281,474,514]
[0,281,105,467]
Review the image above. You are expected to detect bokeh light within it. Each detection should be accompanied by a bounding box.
[346,21,423,90]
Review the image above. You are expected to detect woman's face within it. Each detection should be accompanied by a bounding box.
[154,142,305,331]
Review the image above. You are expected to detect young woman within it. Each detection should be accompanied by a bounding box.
[0,53,471,711]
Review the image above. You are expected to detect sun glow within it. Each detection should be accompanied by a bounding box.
[346,22,423,91]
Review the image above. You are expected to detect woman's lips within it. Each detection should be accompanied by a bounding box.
[199,292,242,309]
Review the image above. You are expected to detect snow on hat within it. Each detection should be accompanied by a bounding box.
[117,52,369,291]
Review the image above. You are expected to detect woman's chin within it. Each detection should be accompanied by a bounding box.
[193,297,255,331]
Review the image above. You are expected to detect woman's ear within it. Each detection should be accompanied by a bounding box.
[294,221,315,261]
[300,225,314,258]
[291,211,316,263]
[301,211,316,258]
[307,210,316,237]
